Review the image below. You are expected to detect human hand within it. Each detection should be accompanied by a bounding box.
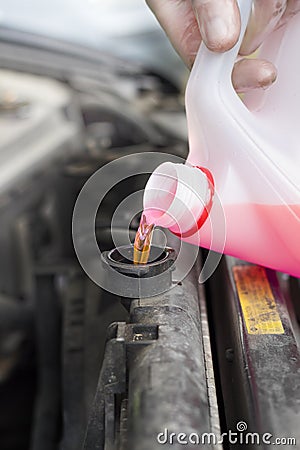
[146,0,300,92]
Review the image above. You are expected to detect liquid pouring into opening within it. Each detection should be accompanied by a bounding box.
[133,213,155,265]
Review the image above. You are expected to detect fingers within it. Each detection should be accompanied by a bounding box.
[276,0,300,28]
[146,0,241,67]
[232,58,277,93]
[191,0,240,52]
[240,0,287,55]
[146,0,201,68]
[146,0,281,94]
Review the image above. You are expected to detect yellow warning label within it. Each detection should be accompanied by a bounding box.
[233,265,284,335]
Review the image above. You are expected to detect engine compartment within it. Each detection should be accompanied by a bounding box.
[0,61,188,450]
[0,49,299,450]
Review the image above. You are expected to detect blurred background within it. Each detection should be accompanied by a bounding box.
[0,0,188,86]
[0,1,189,449]
[1,3,300,450]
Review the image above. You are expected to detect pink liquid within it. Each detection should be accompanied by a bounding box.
[188,203,300,278]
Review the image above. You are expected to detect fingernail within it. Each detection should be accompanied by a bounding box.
[196,1,240,52]
[232,59,277,93]
[258,62,277,88]
[202,17,233,51]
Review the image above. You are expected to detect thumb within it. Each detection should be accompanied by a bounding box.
[192,0,241,52]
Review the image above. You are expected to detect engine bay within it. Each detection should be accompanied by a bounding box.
[0,42,299,450]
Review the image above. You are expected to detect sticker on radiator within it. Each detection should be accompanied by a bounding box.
[233,265,284,335]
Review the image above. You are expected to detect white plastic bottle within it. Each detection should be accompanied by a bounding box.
[143,0,300,277]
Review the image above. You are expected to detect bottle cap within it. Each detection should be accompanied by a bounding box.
[143,162,214,237]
